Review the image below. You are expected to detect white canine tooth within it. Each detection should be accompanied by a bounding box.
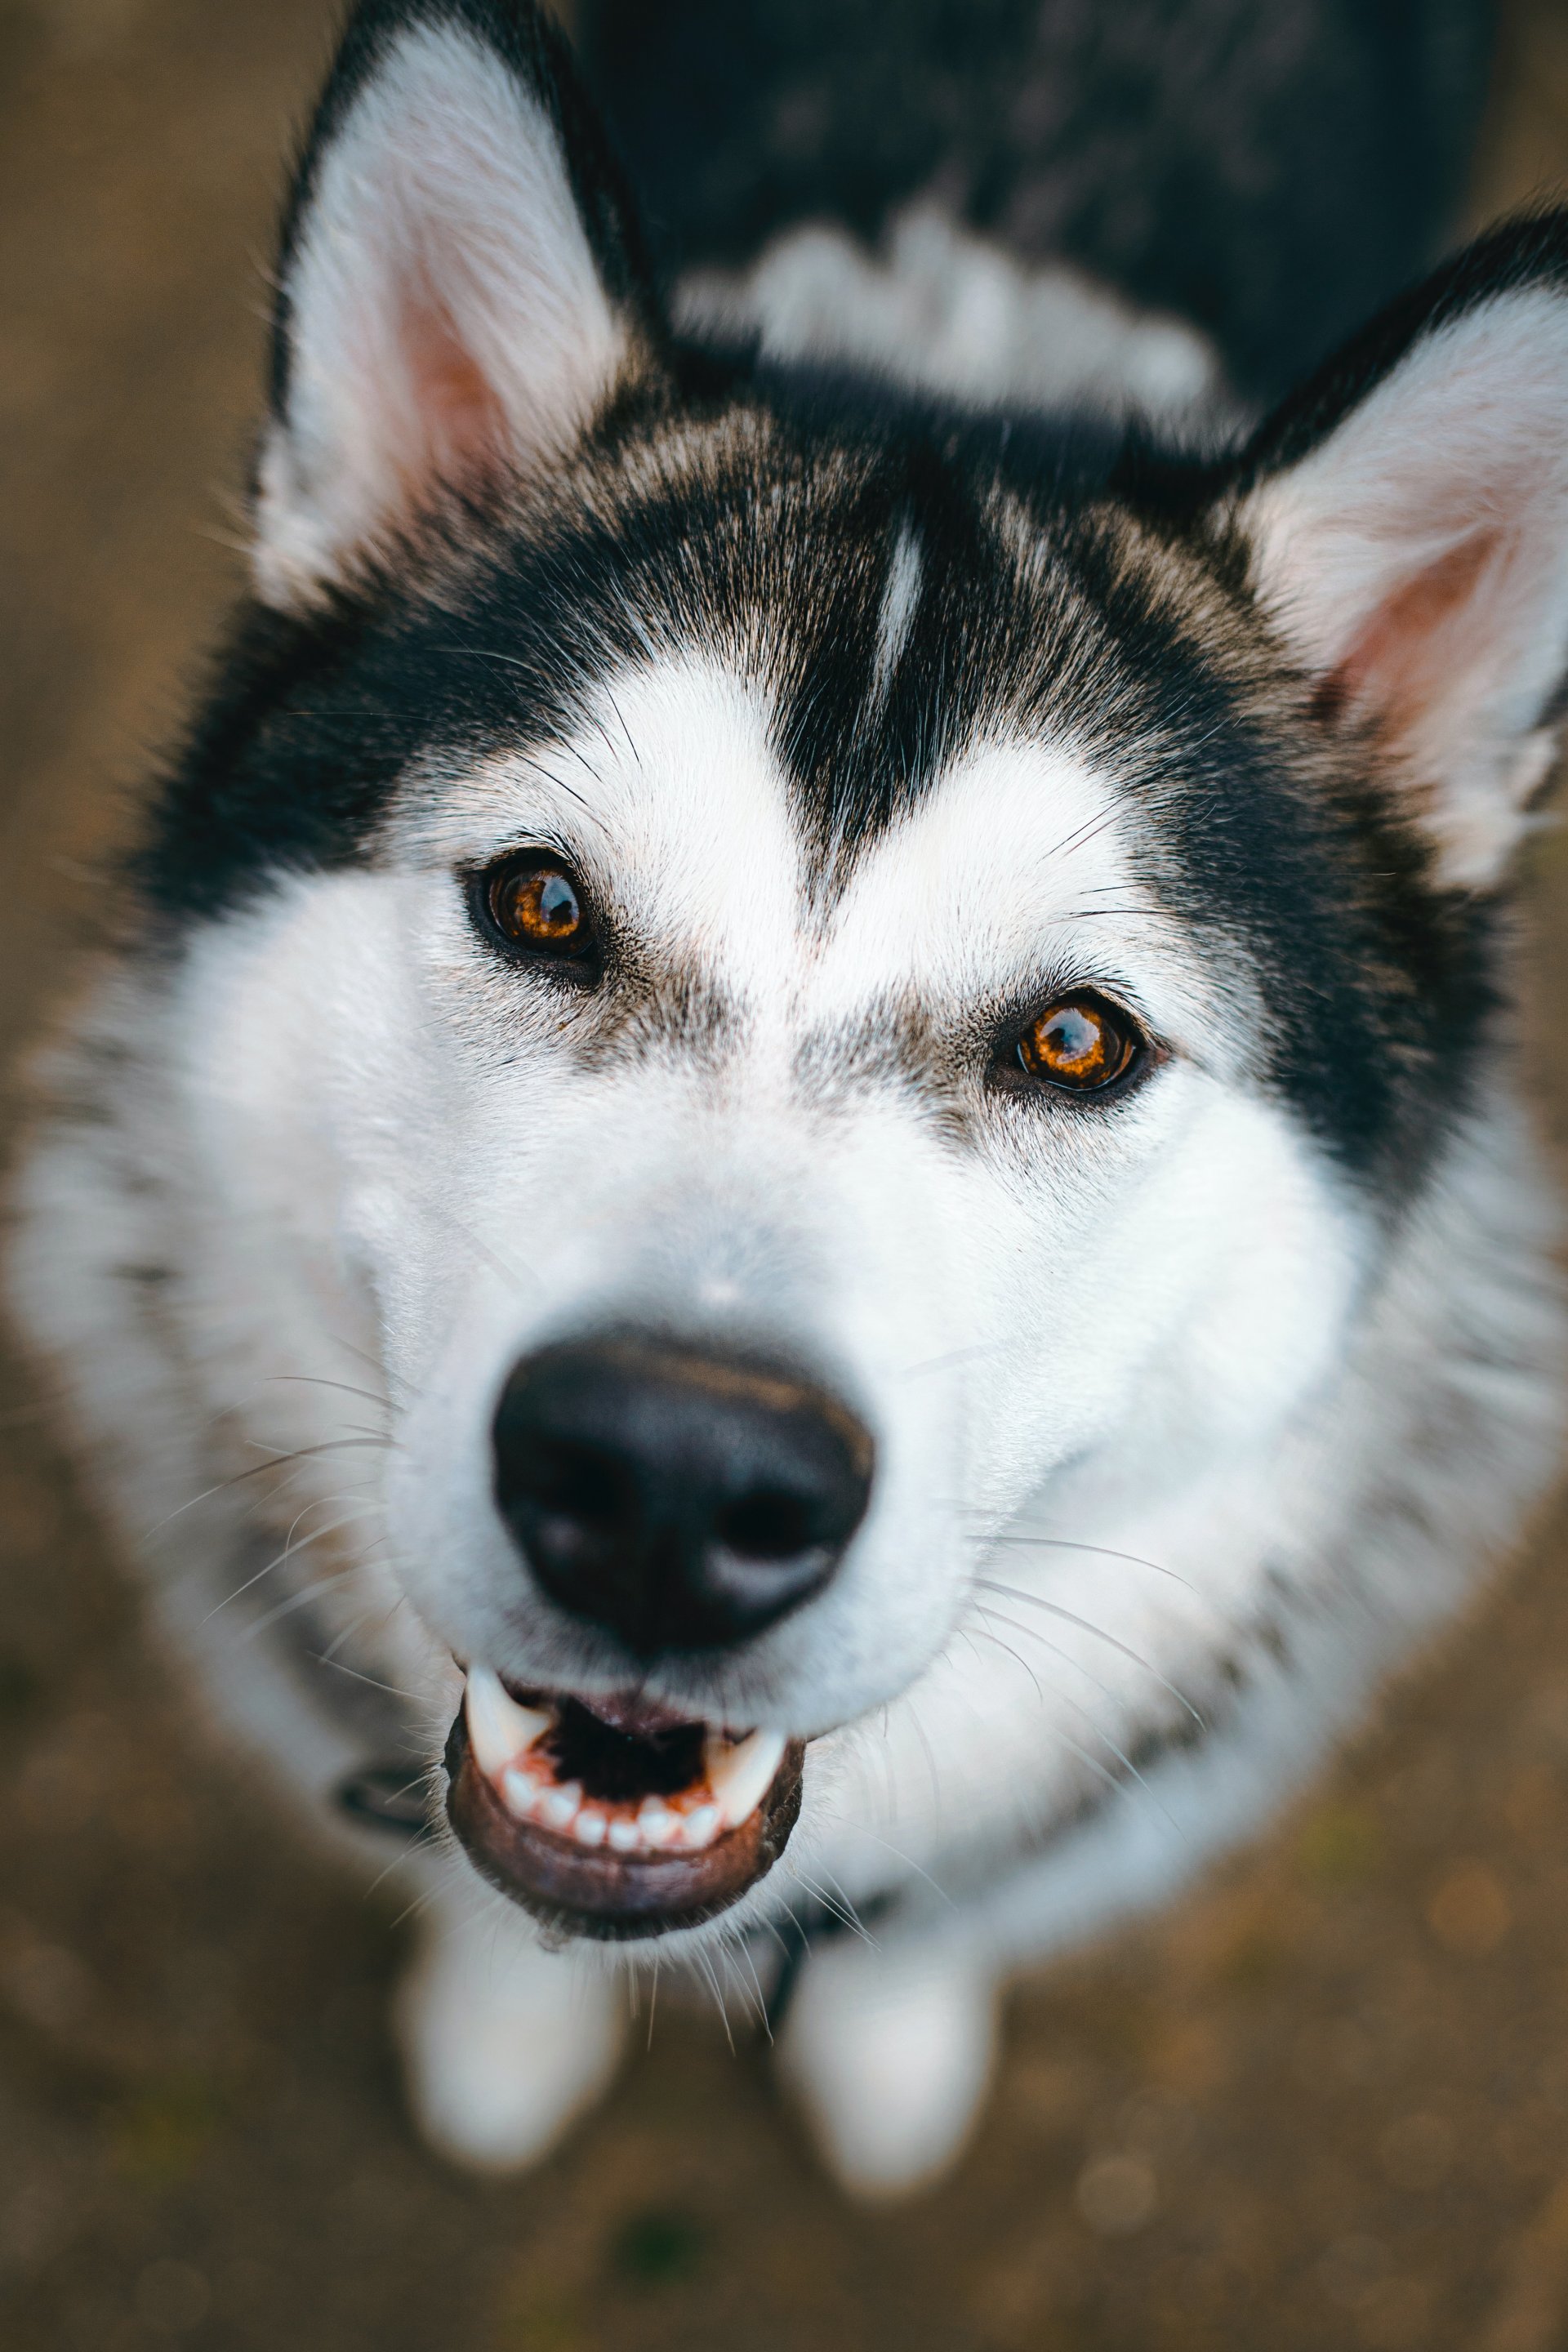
[539,1783,581,1830]
[464,1667,552,1779]
[501,1766,544,1822]
[574,1810,608,1848]
[705,1728,789,1828]
[681,1803,721,1849]
[607,1817,641,1854]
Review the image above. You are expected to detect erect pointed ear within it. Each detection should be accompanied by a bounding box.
[1220,215,1568,889]
[255,0,659,610]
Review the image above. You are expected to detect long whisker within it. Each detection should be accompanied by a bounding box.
[972,1628,1160,1820]
[646,1952,662,2053]
[971,1609,1183,1838]
[202,1502,384,1623]
[975,1579,1207,1726]
[973,1599,1174,1746]
[245,1567,359,1637]
[692,1944,736,2052]
[265,1374,395,1414]
[311,1652,422,1704]
[717,1923,772,2037]
[317,1589,405,1665]
[825,1813,956,1909]
[243,1423,390,1453]
[145,1438,394,1541]
[783,1862,875,1949]
[980,1530,1196,1593]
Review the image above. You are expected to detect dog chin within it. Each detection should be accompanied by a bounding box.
[444,1667,806,1940]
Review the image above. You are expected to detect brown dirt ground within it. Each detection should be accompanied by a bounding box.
[5,3,1568,2347]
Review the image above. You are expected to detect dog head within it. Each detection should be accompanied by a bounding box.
[147,0,1568,1943]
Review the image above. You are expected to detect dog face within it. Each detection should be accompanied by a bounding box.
[139,1,1568,1943]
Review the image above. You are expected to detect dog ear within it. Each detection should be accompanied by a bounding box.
[1220,216,1568,889]
[254,0,657,610]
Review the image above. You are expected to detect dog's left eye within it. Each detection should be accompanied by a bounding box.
[478,853,598,964]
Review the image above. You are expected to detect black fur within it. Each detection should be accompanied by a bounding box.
[578,0,1494,403]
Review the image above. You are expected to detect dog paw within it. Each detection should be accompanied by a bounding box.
[393,1913,626,2172]
[777,1935,998,2198]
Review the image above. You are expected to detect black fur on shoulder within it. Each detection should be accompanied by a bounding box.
[578,0,1494,405]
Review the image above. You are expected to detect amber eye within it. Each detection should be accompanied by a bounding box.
[482,855,596,962]
[1016,994,1141,1093]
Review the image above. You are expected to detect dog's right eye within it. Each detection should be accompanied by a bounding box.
[477,853,599,966]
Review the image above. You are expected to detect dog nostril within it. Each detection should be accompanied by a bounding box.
[716,1488,821,1561]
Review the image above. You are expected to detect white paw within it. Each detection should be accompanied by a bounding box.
[777,1935,998,2198]
[393,1907,626,2172]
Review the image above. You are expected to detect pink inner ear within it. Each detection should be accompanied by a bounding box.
[399,288,510,492]
[1323,528,1506,739]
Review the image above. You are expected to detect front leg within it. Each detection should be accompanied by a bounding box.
[777,1931,999,2198]
[393,1886,627,2172]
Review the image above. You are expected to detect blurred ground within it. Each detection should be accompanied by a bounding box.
[4,2,1568,2347]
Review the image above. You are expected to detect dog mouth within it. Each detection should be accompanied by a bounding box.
[444,1667,805,1940]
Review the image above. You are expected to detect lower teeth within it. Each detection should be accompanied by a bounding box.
[464,1668,786,1857]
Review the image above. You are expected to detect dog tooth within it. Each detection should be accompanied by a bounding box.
[465,1667,551,1779]
[705,1728,788,1827]
[501,1766,545,1822]
[681,1803,721,1848]
[636,1800,677,1848]
[574,1809,608,1847]
[538,1782,581,1830]
[607,1816,641,1854]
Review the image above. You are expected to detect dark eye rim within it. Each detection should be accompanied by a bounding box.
[989,987,1163,1104]
[466,849,603,977]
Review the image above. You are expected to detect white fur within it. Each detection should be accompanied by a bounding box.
[676,202,1230,428]
[870,520,924,707]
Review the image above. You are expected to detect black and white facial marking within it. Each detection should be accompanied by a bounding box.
[120,0,1568,1940]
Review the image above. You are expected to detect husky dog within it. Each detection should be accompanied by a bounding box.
[12,0,1568,2198]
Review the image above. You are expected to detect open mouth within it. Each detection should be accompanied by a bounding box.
[444,1668,805,1940]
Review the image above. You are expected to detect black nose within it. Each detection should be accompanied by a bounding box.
[492,1338,875,1655]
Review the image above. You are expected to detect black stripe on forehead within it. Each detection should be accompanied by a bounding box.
[758,376,1129,869]
[772,445,996,861]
